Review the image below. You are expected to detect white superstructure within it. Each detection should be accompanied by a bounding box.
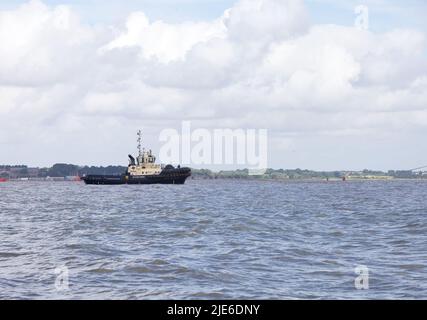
[127,130,162,176]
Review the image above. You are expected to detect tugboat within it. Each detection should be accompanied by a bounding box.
[82,130,191,185]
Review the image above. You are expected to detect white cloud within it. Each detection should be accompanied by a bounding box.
[102,11,227,63]
[0,0,426,169]
[223,0,309,42]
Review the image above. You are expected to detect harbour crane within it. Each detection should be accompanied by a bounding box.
[409,165,427,172]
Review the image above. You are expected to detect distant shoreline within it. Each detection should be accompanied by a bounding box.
[191,177,427,182]
[3,177,427,183]
[1,164,426,181]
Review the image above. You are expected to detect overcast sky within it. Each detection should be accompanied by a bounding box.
[1,0,427,170]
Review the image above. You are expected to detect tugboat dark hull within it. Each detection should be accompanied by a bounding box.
[82,167,191,185]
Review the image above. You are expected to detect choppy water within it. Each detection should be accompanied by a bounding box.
[0,179,426,299]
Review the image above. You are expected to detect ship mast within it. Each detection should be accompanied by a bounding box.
[137,130,142,156]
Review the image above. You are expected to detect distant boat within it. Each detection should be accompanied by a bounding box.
[65,176,81,182]
[81,130,191,185]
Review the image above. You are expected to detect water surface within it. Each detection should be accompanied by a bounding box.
[0,180,426,299]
